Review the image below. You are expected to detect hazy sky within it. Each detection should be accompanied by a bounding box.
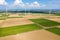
[0,0,60,11]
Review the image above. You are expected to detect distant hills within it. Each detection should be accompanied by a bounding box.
[0,9,60,14]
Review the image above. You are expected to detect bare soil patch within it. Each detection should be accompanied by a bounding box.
[0,20,5,28]
[8,14,20,17]
[1,18,34,28]
[57,26,60,28]
[0,20,4,24]
[45,16,60,22]
[24,14,47,19]
[0,14,60,28]
[23,14,56,19]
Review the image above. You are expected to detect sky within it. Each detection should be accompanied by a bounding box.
[0,0,60,11]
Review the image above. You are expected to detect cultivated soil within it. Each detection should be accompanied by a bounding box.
[1,18,34,28]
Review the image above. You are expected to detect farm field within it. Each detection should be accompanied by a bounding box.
[29,18,60,27]
[0,24,42,37]
[0,0,60,40]
[0,13,60,40]
[46,27,60,35]
[29,18,60,35]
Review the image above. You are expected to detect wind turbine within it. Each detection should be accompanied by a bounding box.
[26,3,30,15]
[5,0,15,14]
[5,2,8,17]
[25,6,26,16]
[6,5,7,16]
[49,9,51,15]
[48,9,52,18]
[31,1,40,14]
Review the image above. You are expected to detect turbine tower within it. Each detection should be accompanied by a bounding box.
[49,9,51,15]
[26,3,30,15]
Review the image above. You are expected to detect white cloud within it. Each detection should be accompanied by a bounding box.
[0,0,47,9]
[0,0,8,5]
[14,0,25,7]
[29,1,46,8]
[14,0,22,5]
[30,1,40,7]
[13,1,46,9]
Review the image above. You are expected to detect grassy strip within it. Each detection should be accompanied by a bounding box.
[0,24,42,37]
[46,27,60,35]
[0,14,9,20]
[8,17,23,18]
[0,18,6,20]
[53,14,60,16]
[30,18,60,27]
[0,17,7,20]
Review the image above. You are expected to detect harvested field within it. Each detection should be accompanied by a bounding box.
[24,14,49,19]
[0,20,5,27]
[8,14,20,17]
[45,16,60,22]
[0,20,4,24]
[1,18,34,28]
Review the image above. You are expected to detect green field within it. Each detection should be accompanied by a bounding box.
[30,18,60,35]
[53,14,60,16]
[0,14,23,19]
[30,18,60,27]
[0,24,42,37]
[0,14,9,20]
[8,17,23,18]
[46,27,60,35]
[0,16,7,20]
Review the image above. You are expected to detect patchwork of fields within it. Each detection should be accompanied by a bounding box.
[0,13,60,40]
